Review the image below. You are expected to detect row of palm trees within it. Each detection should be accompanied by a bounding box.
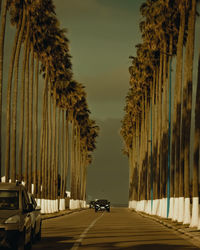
[121,0,200,227]
[0,0,99,212]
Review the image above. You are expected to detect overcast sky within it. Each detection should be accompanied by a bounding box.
[54,0,145,204]
[55,0,143,120]
[2,1,199,205]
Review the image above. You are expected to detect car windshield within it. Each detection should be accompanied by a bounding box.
[96,200,108,204]
[0,190,19,210]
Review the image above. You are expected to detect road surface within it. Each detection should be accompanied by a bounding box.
[32,207,200,249]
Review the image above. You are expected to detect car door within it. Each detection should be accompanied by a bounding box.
[30,194,41,235]
[22,190,32,244]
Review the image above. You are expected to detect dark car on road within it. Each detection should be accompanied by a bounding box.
[89,201,95,208]
[95,199,110,212]
[0,182,33,249]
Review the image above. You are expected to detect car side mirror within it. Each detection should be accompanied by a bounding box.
[25,203,34,212]
[35,205,41,211]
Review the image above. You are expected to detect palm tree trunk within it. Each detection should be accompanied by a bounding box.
[18,21,29,183]
[129,144,134,203]
[51,87,56,200]
[38,77,47,200]
[41,103,47,202]
[184,0,197,226]
[172,2,185,222]
[0,0,2,15]
[157,53,163,213]
[44,88,48,202]
[0,0,8,180]
[194,47,200,229]
[136,119,140,202]
[60,110,64,198]
[41,65,48,209]
[24,38,30,189]
[55,107,60,208]
[47,85,52,201]
[70,118,75,202]
[73,124,78,201]
[77,126,81,201]
[133,126,138,203]
[64,117,69,199]
[168,35,174,219]
[153,69,158,209]
[161,41,168,218]
[33,56,39,196]
[28,44,34,192]
[5,11,22,182]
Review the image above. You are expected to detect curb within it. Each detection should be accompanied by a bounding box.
[41,208,86,220]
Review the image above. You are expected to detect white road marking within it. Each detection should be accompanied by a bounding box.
[71,212,104,250]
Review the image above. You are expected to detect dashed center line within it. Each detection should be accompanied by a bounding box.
[71,213,104,250]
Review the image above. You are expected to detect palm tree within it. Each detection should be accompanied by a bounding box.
[5,1,24,182]
[169,0,186,222]
[0,0,9,180]
[18,9,29,183]
[182,0,198,227]
[194,47,200,229]
[0,0,2,15]
[33,55,39,196]
[11,2,27,183]
[24,24,30,189]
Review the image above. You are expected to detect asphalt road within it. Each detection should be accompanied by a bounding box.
[32,208,200,250]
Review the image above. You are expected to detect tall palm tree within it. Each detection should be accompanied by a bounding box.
[0,0,2,15]
[194,47,200,229]
[24,25,30,189]
[11,2,27,183]
[33,55,39,196]
[170,0,186,221]
[0,0,9,180]
[5,2,24,182]
[182,0,198,226]
[178,0,197,225]
[18,9,29,183]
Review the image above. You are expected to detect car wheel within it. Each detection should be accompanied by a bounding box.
[25,241,32,250]
[17,231,25,250]
[36,222,42,241]
[25,236,32,250]
[31,225,36,243]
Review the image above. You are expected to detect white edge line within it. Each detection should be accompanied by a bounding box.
[71,213,104,250]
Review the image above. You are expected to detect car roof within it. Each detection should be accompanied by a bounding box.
[0,182,24,191]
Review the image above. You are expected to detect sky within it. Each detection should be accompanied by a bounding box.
[54,0,145,205]
[2,1,199,205]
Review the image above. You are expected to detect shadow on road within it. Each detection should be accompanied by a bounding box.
[78,243,199,250]
[32,236,74,249]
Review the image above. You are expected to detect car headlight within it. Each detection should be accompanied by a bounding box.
[5,215,20,224]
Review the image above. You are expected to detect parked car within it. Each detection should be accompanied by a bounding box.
[0,182,33,249]
[28,193,42,242]
[95,199,110,212]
